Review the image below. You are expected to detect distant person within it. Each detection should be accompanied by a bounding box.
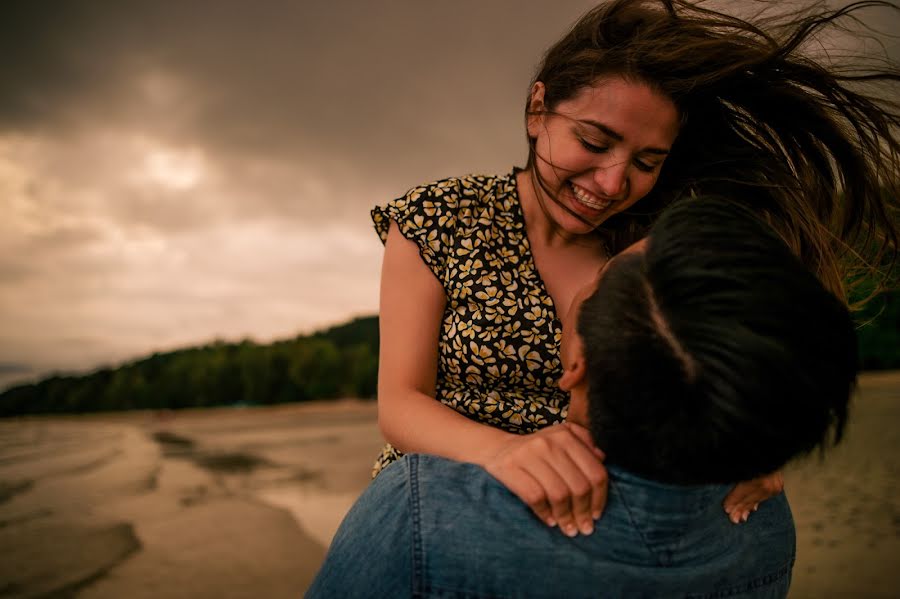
[307,197,857,598]
[372,0,898,535]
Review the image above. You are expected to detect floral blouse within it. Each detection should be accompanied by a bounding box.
[371,171,568,476]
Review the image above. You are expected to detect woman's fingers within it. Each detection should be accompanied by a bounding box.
[723,482,753,513]
[563,422,607,461]
[724,482,758,524]
[538,425,607,535]
[498,467,556,526]
[526,454,583,536]
[723,471,785,524]
[557,428,608,523]
[499,434,584,537]
[484,424,608,536]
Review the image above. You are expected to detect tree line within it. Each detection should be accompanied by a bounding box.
[0,316,378,417]
[1,296,898,417]
[856,289,900,370]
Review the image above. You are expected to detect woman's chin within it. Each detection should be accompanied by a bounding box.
[556,216,604,236]
[533,187,612,237]
[552,206,607,236]
[556,194,614,233]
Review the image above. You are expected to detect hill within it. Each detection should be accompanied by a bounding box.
[0,316,378,417]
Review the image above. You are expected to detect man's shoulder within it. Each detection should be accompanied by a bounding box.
[386,453,512,505]
[406,458,794,598]
[314,455,795,599]
[386,453,537,541]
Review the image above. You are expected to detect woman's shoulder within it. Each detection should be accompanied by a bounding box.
[372,171,518,242]
[394,171,516,210]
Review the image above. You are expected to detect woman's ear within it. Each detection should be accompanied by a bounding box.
[526,81,547,140]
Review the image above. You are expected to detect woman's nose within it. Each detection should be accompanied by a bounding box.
[593,160,627,199]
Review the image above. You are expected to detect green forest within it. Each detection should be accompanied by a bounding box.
[856,289,900,370]
[1,292,898,417]
[0,316,379,417]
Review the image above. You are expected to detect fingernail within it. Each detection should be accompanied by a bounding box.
[724,506,733,514]
[592,511,601,520]
[752,504,759,512]
[580,522,594,535]
[741,512,749,522]
[565,524,578,538]
[730,514,740,524]
[546,517,557,527]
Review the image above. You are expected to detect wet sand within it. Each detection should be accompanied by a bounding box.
[0,400,383,598]
[0,373,898,598]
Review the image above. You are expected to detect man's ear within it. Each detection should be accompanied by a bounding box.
[526,81,547,140]
[559,354,587,392]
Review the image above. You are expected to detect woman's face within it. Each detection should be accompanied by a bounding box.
[527,77,680,235]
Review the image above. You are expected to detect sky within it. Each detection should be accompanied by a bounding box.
[1,0,898,390]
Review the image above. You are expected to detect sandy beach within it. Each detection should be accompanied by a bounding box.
[1,372,898,598]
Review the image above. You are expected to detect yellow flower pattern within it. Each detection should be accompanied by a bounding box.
[370,172,568,477]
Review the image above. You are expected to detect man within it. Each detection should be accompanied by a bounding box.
[307,198,857,598]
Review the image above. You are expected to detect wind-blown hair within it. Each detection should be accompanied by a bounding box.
[527,0,900,303]
[577,197,858,484]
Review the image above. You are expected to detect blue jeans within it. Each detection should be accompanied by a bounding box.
[307,454,794,598]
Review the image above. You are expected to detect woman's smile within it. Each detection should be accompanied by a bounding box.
[569,181,616,213]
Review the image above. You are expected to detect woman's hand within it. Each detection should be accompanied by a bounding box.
[484,422,608,537]
[723,471,784,524]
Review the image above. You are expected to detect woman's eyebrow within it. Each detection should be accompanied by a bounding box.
[578,119,623,141]
[577,119,671,155]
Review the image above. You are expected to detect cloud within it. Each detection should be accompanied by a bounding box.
[0,123,388,383]
[0,1,588,186]
[0,214,383,380]
[0,0,897,387]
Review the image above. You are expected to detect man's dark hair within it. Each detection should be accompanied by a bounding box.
[578,197,858,484]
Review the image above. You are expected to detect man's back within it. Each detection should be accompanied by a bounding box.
[307,454,794,598]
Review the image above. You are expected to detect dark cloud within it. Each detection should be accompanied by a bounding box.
[0,362,30,374]
[0,0,600,193]
[0,363,34,391]
[1,0,898,383]
[4,1,896,207]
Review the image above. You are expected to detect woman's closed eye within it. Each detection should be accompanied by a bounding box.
[578,137,608,153]
[580,137,659,172]
[633,158,657,172]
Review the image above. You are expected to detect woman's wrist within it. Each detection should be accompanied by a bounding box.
[469,427,519,467]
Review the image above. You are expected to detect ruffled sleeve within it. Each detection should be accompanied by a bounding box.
[371,178,461,281]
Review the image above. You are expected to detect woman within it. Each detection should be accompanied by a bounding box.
[373,0,900,539]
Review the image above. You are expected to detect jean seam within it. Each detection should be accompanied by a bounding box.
[686,557,794,598]
[410,455,425,599]
[610,477,662,566]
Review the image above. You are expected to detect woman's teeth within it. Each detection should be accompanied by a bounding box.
[570,183,613,211]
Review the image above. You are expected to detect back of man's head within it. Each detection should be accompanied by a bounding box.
[578,197,858,484]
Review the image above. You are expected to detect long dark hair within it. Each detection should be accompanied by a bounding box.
[527,0,900,304]
[579,197,857,483]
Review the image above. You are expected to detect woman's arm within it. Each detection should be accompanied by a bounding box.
[377,220,513,463]
[377,221,607,536]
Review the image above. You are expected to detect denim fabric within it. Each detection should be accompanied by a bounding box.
[306,454,794,599]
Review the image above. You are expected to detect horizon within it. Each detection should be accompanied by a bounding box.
[0,310,379,392]
[2,1,898,392]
